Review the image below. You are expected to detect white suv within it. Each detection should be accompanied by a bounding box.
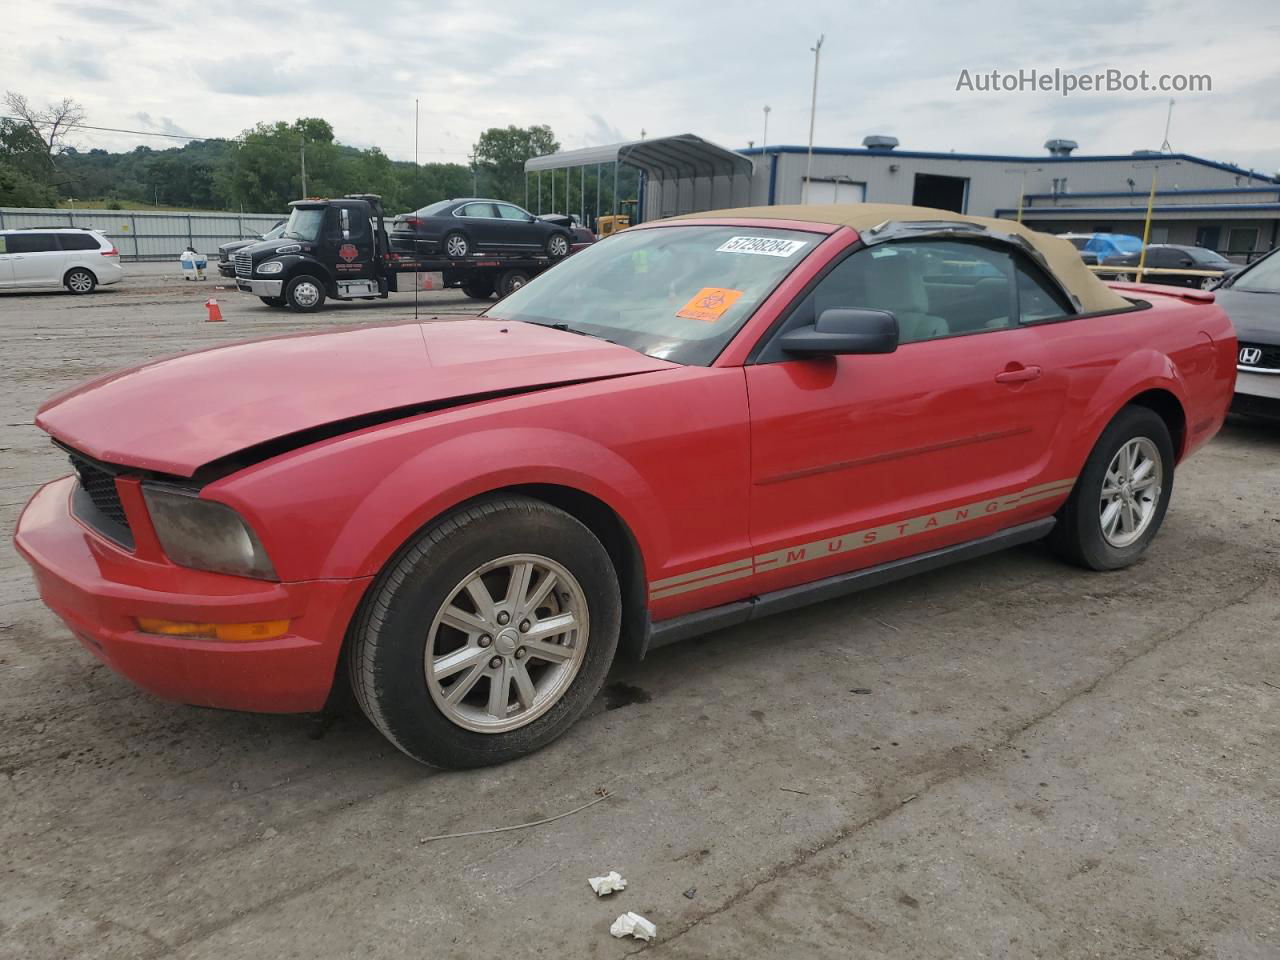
[0,228,124,294]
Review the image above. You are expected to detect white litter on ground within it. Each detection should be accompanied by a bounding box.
[588,871,628,896]
[609,912,656,941]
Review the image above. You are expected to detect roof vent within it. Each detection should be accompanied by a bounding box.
[1044,138,1078,157]
[862,135,899,151]
[1131,149,1162,157]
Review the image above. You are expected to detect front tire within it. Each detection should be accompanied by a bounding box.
[349,496,621,769]
[1049,406,1174,571]
[284,275,326,312]
[65,268,97,294]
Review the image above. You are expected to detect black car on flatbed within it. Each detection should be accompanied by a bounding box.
[390,198,574,260]
[233,195,565,311]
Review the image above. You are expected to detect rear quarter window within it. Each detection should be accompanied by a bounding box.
[58,233,102,251]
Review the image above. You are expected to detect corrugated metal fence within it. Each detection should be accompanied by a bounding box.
[0,207,283,261]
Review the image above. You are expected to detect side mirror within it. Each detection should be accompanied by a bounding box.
[527,214,538,223]
[779,308,899,357]
[340,208,351,240]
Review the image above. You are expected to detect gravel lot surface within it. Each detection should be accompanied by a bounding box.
[1,270,1277,959]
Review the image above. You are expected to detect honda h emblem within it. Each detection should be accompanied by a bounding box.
[1239,347,1262,366]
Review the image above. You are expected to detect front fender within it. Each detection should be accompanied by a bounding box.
[326,426,667,579]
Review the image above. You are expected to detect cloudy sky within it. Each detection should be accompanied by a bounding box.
[4,0,1279,174]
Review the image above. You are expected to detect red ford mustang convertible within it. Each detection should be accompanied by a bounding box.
[16,204,1237,768]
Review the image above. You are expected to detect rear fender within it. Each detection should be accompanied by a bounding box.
[1066,348,1192,470]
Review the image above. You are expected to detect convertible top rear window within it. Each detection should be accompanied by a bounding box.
[484,225,821,366]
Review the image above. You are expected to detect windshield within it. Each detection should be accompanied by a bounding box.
[1232,251,1280,293]
[283,207,325,242]
[485,225,820,365]
[263,222,286,241]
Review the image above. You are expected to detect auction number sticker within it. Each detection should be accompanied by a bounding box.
[716,236,808,257]
[677,287,743,323]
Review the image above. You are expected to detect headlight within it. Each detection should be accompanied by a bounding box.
[256,260,284,275]
[142,487,277,580]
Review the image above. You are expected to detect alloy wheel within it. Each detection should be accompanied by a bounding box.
[68,271,93,293]
[425,554,589,733]
[1099,436,1162,548]
[446,235,469,258]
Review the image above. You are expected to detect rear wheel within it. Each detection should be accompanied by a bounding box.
[444,231,471,259]
[259,296,286,308]
[497,268,531,298]
[461,279,495,299]
[546,232,571,258]
[285,275,326,312]
[65,268,96,294]
[1049,406,1174,571]
[349,496,621,768]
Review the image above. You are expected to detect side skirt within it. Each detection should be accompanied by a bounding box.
[643,518,1055,653]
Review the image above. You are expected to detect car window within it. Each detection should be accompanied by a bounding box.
[6,232,58,254]
[486,224,820,366]
[58,233,101,251]
[792,240,1026,347]
[1015,257,1074,321]
[416,200,454,217]
[496,204,529,221]
[1186,247,1228,266]
[461,203,498,218]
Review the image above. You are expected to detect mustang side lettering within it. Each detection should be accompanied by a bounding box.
[15,204,1238,768]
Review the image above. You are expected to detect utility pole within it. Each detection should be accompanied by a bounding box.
[300,140,308,196]
[469,152,478,195]
[762,104,771,155]
[803,35,824,205]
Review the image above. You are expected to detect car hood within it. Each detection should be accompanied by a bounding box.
[217,238,255,257]
[36,319,678,477]
[1213,288,1280,343]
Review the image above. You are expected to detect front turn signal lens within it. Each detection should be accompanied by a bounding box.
[136,618,291,642]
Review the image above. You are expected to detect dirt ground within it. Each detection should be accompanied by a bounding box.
[1,266,1277,960]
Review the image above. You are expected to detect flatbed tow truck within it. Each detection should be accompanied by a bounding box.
[234,193,563,311]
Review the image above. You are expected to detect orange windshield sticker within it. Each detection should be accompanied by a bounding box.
[676,287,743,323]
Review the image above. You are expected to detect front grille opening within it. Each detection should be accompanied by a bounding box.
[67,452,135,550]
[1239,342,1280,372]
[235,251,252,278]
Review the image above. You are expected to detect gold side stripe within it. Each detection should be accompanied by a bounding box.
[650,558,755,590]
[648,477,1077,600]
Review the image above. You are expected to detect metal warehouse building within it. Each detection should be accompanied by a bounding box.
[528,134,1278,260]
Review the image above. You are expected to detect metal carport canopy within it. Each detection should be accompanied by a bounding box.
[525,134,753,221]
[524,133,753,179]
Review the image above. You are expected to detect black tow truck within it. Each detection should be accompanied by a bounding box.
[234,194,562,311]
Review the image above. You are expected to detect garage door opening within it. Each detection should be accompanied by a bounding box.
[912,173,968,213]
[803,179,866,205]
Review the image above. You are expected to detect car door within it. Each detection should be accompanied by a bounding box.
[494,203,543,250]
[744,238,1075,596]
[330,202,376,283]
[457,202,501,249]
[7,232,63,286]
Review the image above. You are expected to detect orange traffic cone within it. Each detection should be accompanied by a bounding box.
[205,298,224,323]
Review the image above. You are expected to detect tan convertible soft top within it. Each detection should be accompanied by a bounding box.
[673,203,1131,314]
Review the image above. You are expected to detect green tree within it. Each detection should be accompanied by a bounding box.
[472,125,559,204]
[216,118,338,212]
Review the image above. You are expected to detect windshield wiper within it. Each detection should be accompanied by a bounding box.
[520,319,615,344]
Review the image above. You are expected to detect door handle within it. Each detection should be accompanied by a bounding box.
[995,364,1042,384]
